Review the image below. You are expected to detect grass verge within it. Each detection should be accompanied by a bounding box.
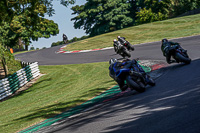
[0,62,115,133]
[64,14,200,51]
[13,50,35,56]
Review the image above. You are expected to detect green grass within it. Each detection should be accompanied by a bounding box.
[1,14,200,133]
[0,62,116,133]
[64,14,200,51]
[13,50,35,55]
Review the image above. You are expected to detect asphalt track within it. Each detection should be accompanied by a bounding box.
[15,35,200,65]
[17,35,200,133]
[36,60,200,133]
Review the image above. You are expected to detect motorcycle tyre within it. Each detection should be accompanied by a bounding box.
[126,76,146,93]
[123,49,131,58]
[175,52,191,64]
[130,45,135,51]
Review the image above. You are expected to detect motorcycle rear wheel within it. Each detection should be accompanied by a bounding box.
[123,49,131,58]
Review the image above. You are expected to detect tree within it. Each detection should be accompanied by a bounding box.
[136,8,168,24]
[0,21,18,48]
[51,41,63,47]
[161,0,200,17]
[71,0,134,36]
[0,0,75,24]
[0,44,9,76]
[0,0,75,48]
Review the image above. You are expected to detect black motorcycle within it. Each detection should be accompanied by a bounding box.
[114,42,131,58]
[123,41,135,51]
[171,46,191,64]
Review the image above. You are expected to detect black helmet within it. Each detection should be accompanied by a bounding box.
[109,58,117,65]
[162,38,168,43]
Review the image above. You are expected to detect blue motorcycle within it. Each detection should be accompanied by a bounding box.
[112,60,155,93]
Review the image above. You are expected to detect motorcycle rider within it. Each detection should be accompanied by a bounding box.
[109,58,150,91]
[113,39,121,54]
[63,34,68,44]
[161,38,186,64]
[117,36,135,51]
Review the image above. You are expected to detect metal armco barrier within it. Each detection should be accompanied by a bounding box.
[0,62,40,101]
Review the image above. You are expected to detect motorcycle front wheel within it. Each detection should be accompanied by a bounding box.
[148,77,156,86]
[129,45,135,51]
[175,52,191,64]
[126,76,146,93]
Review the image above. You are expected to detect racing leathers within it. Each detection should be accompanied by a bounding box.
[161,41,183,64]
[113,40,122,54]
[117,37,134,51]
[109,59,147,91]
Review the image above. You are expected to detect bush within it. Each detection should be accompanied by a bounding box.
[136,8,168,24]
[0,44,22,77]
[51,41,64,47]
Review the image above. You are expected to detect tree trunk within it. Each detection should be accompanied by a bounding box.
[25,45,28,51]
[1,57,8,77]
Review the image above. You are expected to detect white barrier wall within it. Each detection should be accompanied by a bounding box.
[0,62,40,101]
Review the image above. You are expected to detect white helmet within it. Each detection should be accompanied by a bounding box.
[109,58,117,65]
[113,39,117,42]
[117,36,120,39]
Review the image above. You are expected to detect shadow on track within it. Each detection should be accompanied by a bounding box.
[45,59,200,133]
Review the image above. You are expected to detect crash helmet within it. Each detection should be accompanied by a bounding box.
[162,38,168,43]
[113,39,117,43]
[117,36,121,39]
[109,58,117,65]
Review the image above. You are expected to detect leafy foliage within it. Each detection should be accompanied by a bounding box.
[51,41,64,47]
[71,0,135,36]
[51,35,89,47]
[71,0,200,36]
[136,8,168,24]
[0,0,74,48]
[0,21,18,48]
[0,0,74,77]
[0,44,21,76]
[162,0,200,17]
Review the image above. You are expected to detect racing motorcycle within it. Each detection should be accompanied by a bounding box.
[123,41,135,51]
[114,60,155,93]
[114,42,131,58]
[171,45,191,64]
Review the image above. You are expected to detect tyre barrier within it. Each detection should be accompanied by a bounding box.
[0,62,40,101]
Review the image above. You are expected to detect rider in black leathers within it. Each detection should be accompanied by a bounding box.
[117,36,135,51]
[161,38,186,64]
[63,34,68,44]
[109,58,148,91]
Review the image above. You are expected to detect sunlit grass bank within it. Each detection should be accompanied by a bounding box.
[0,62,115,133]
[64,14,200,51]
